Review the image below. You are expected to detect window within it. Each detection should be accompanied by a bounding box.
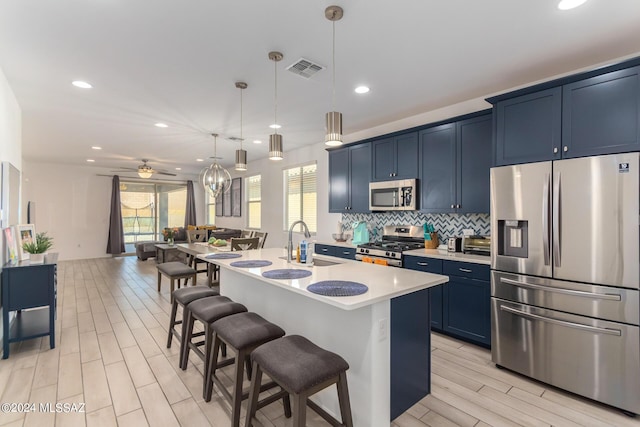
[206,190,216,225]
[284,163,317,233]
[120,182,186,252]
[246,175,261,229]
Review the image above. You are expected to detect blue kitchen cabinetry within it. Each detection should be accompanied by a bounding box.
[314,243,356,260]
[562,66,640,158]
[371,132,419,181]
[419,114,491,214]
[404,256,490,347]
[2,262,57,359]
[328,143,371,213]
[493,64,640,166]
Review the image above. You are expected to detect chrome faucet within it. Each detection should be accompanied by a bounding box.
[287,220,311,262]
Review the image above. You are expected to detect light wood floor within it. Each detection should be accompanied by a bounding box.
[0,257,638,427]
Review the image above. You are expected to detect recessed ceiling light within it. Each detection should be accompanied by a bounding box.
[91,146,102,150]
[155,122,168,128]
[72,80,92,89]
[355,86,370,94]
[196,158,204,162]
[269,124,281,129]
[175,167,181,170]
[558,0,588,10]
[86,159,95,162]
[253,140,262,144]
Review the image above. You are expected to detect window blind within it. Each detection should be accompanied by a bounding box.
[284,163,317,233]
[246,175,261,229]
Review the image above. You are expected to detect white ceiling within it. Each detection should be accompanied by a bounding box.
[1,0,640,176]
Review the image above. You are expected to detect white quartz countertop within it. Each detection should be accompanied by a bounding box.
[403,248,491,265]
[198,247,448,311]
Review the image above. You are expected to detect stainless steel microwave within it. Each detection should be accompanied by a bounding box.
[369,179,417,211]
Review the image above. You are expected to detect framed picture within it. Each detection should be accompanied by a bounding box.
[3,226,18,264]
[16,224,36,260]
[215,192,223,217]
[232,178,241,217]
[223,188,231,217]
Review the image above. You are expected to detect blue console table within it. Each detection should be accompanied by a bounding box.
[2,261,57,359]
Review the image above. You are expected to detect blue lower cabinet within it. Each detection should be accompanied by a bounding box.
[442,275,491,347]
[429,285,444,331]
[390,288,430,421]
[333,247,356,260]
[403,256,443,330]
[314,244,336,257]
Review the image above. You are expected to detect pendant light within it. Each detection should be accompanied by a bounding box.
[202,133,232,198]
[268,51,284,161]
[235,81,248,171]
[325,5,344,147]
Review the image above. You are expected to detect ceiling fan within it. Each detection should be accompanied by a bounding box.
[111,159,177,178]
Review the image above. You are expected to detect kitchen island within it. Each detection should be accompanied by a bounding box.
[198,247,448,426]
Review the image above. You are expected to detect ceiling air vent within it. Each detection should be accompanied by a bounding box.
[286,58,324,79]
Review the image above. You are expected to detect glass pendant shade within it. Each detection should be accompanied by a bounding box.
[325,111,343,146]
[268,134,283,160]
[137,170,153,179]
[235,148,247,171]
[202,162,232,198]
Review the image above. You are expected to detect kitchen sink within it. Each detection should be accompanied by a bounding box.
[278,256,340,267]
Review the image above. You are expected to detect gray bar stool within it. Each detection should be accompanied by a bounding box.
[157,261,197,302]
[205,312,289,427]
[166,286,219,359]
[181,296,247,378]
[245,335,353,427]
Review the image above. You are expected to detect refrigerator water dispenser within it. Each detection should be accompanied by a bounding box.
[497,220,528,258]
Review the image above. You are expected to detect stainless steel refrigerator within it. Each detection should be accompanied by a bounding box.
[490,153,640,415]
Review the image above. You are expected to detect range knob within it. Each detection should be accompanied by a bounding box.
[391,253,397,258]
[365,249,369,254]
[385,251,390,256]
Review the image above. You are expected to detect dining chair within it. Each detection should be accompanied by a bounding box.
[253,231,268,248]
[186,229,209,283]
[240,229,255,238]
[187,229,208,243]
[230,237,260,251]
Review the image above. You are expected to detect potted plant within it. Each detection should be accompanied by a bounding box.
[22,232,54,263]
[162,227,179,246]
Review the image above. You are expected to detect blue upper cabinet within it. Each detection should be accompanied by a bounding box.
[328,144,371,213]
[492,62,640,166]
[371,132,418,181]
[419,114,491,214]
[457,115,492,214]
[563,66,640,158]
[419,124,456,213]
[495,87,562,166]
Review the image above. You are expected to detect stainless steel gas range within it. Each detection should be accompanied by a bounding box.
[356,225,424,267]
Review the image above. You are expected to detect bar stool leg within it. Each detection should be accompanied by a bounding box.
[292,393,307,427]
[230,348,248,427]
[337,372,354,427]
[181,311,195,370]
[157,271,162,292]
[245,360,262,427]
[167,300,178,348]
[204,331,222,401]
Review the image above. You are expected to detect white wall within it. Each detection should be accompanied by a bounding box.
[214,141,341,250]
[21,162,203,260]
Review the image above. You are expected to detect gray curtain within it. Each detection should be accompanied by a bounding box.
[185,180,197,227]
[106,175,125,254]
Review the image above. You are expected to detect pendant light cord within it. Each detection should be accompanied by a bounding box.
[274,59,278,135]
[332,19,336,111]
[240,88,243,150]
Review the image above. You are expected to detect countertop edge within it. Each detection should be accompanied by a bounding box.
[403,248,491,265]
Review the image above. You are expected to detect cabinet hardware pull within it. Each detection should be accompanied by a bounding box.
[563,146,568,152]
[321,248,328,252]
[417,262,429,266]
[456,204,461,209]
[451,204,455,209]
[342,251,350,254]
[553,147,558,154]
[459,268,472,273]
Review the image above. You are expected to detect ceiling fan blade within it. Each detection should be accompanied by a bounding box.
[156,171,177,176]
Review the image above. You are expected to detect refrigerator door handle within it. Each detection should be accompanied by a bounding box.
[499,277,622,301]
[542,173,551,265]
[500,305,622,336]
[553,172,561,267]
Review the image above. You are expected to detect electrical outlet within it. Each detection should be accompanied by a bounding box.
[378,318,388,341]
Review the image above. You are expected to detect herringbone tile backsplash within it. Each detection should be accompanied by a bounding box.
[341,212,490,243]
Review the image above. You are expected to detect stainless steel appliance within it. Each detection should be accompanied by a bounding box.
[369,179,417,211]
[490,153,640,415]
[462,235,490,256]
[447,237,462,252]
[356,225,424,267]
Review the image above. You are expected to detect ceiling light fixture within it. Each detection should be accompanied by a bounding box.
[91,146,102,150]
[86,159,95,162]
[269,124,281,129]
[155,122,168,128]
[175,167,181,171]
[202,133,232,198]
[196,158,204,162]
[72,80,92,89]
[324,5,344,147]
[253,140,262,144]
[235,82,248,171]
[558,0,588,10]
[137,160,154,178]
[268,51,284,161]
[355,86,370,94]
